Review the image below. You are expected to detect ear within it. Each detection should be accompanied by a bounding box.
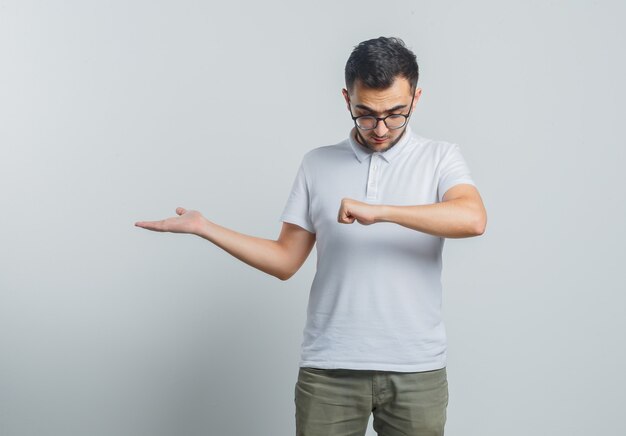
[341,88,350,109]
[413,87,422,109]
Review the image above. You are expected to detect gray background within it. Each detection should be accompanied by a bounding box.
[1,1,624,435]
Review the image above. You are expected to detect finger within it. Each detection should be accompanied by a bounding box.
[134,220,165,231]
[343,209,354,223]
[338,207,347,223]
[338,208,354,224]
[176,207,186,215]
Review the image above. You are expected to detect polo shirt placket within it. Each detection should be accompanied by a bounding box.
[350,126,413,202]
[366,153,382,200]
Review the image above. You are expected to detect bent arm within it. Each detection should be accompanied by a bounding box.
[377,184,487,238]
[196,219,316,281]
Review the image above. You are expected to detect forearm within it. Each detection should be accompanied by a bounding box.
[376,199,486,238]
[195,218,289,280]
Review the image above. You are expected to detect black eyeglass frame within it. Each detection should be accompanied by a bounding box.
[348,92,416,131]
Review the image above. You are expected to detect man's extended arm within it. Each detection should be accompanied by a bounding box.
[196,219,316,280]
[337,184,487,239]
[135,208,316,281]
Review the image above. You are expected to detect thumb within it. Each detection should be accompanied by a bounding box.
[176,207,187,215]
[339,209,355,224]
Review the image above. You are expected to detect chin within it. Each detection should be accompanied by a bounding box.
[372,141,391,149]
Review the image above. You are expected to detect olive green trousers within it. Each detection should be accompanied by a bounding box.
[295,366,448,436]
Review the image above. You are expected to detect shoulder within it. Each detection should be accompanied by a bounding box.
[301,140,352,166]
[406,131,460,161]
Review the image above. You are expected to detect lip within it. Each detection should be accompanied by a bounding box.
[372,137,387,143]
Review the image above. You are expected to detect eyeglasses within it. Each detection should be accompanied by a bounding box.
[349,93,415,131]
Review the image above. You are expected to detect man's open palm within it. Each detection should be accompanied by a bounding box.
[135,207,204,235]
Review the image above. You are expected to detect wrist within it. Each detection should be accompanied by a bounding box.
[375,205,390,223]
[195,217,214,239]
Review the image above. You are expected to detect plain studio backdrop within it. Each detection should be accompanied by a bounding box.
[1,1,624,435]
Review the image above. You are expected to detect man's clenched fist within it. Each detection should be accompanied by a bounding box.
[337,198,380,225]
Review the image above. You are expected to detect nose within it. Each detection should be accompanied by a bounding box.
[373,119,389,137]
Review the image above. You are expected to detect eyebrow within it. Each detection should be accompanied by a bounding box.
[354,103,407,115]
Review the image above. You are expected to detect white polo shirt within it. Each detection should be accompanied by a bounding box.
[280,124,476,372]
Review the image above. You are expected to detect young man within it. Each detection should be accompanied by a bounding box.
[135,36,486,436]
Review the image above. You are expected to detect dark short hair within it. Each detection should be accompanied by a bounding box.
[344,36,419,94]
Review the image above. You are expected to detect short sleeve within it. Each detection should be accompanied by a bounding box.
[279,159,315,234]
[437,144,476,202]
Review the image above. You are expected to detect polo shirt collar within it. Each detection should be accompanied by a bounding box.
[348,124,413,163]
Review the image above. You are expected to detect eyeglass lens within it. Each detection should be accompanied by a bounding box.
[356,115,406,130]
